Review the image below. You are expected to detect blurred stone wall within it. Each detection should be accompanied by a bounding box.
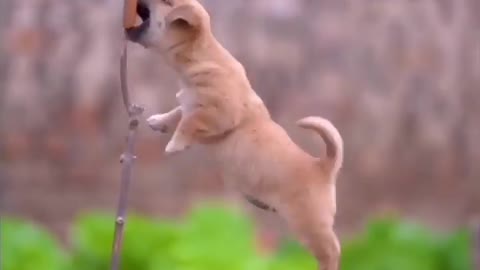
[1,0,479,239]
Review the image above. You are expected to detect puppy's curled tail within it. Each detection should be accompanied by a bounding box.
[297,116,343,176]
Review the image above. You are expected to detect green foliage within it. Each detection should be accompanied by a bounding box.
[70,212,182,270]
[167,206,268,270]
[1,218,68,270]
[342,218,443,270]
[2,206,474,270]
[268,240,317,270]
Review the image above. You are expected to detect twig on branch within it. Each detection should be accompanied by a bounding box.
[109,38,144,270]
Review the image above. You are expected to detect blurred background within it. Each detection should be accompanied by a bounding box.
[1,0,479,269]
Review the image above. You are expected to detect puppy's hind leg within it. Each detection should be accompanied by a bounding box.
[309,225,340,270]
[146,106,182,133]
[281,200,340,270]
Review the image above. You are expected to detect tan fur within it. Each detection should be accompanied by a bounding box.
[127,1,344,269]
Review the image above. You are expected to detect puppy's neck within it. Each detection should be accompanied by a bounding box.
[163,29,210,65]
[166,33,240,87]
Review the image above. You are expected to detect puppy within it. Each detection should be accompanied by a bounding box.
[126,1,344,269]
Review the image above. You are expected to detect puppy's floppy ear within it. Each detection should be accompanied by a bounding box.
[165,4,201,29]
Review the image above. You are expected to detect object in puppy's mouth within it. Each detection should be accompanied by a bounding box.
[123,0,138,29]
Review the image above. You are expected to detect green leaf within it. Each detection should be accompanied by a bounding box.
[2,218,68,270]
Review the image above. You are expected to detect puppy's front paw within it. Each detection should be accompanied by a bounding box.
[165,134,191,154]
[146,114,170,133]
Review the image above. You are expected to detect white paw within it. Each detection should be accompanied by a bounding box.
[175,90,183,99]
[146,114,169,133]
[165,139,185,154]
[164,134,190,154]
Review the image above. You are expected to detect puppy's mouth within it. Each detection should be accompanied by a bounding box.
[125,1,151,42]
[137,1,150,22]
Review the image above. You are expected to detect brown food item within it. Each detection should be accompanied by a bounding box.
[123,0,138,29]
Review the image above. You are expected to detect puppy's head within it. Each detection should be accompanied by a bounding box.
[126,0,210,52]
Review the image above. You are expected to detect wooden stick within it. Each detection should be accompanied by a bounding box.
[109,37,144,270]
[110,1,144,268]
[123,0,138,29]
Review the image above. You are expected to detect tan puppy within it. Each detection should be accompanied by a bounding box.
[126,1,344,269]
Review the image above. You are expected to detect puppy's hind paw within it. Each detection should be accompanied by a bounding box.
[146,114,169,133]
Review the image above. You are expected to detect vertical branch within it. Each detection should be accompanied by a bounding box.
[109,39,144,270]
[0,1,12,268]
